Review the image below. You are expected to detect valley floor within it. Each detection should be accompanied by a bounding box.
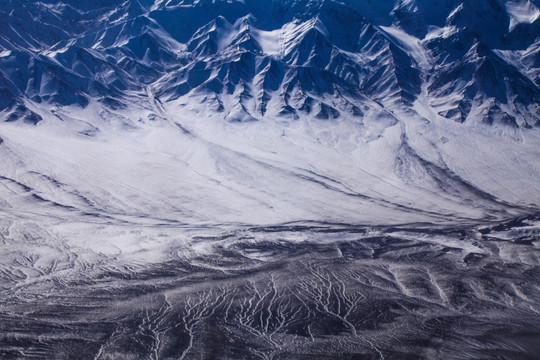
[1,215,539,359]
[1,99,539,359]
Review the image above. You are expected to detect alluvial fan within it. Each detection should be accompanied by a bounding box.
[0,0,540,359]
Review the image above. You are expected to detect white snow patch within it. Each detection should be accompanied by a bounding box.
[380,25,432,69]
[251,28,282,56]
[506,0,540,30]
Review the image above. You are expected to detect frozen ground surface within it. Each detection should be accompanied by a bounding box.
[0,213,539,359]
[1,64,540,360]
[1,100,539,228]
[0,105,539,359]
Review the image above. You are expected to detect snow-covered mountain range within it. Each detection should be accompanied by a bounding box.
[2,2,540,359]
[1,0,540,226]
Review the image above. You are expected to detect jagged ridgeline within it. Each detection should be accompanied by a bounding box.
[0,0,539,126]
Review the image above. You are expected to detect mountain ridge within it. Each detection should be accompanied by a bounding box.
[0,0,539,227]
[1,0,539,126]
